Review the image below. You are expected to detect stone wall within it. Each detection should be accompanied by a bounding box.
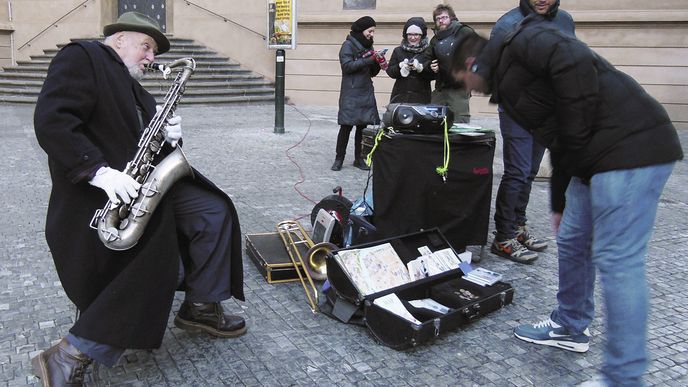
[2,0,686,128]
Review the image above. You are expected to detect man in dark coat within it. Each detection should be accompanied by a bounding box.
[386,17,434,104]
[332,16,382,172]
[487,0,576,264]
[32,12,245,386]
[451,18,683,386]
[427,4,474,123]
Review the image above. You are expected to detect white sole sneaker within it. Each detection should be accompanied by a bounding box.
[514,331,590,353]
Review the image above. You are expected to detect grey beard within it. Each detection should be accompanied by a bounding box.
[128,65,145,81]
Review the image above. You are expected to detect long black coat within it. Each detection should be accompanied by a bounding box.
[337,34,381,126]
[483,17,683,204]
[33,41,244,349]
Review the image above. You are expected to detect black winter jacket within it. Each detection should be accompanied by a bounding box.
[386,43,434,104]
[337,34,381,126]
[483,17,683,208]
[428,20,475,91]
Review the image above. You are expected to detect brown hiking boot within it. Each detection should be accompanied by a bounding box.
[31,338,92,387]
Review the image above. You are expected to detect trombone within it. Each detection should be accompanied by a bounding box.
[276,220,335,314]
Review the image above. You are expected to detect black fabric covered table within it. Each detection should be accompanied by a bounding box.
[372,131,495,250]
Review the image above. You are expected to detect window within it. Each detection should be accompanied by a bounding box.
[343,0,376,10]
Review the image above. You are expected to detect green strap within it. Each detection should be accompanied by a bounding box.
[365,128,385,167]
[435,117,450,181]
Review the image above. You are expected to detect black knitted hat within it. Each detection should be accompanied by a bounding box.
[351,16,376,33]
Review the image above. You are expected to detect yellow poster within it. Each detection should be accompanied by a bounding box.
[268,0,296,49]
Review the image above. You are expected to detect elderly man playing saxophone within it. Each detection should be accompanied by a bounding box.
[32,12,246,386]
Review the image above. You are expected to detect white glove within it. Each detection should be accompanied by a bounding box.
[412,58,423,73]
[156,105,182,147]
[399,58,410,78]
[89,167,141,205]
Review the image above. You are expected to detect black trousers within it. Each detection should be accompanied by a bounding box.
[170,178,234,303]
[335,124,365,161]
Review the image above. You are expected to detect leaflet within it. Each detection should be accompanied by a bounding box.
[373,293,422,325]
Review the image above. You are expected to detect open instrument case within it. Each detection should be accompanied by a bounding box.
[325,228,514,350]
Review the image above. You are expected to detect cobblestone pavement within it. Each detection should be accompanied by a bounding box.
[1,103,686,386]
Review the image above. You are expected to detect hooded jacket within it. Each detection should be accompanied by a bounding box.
[474,0,575,95]
[386,17,434,103]
[483,16,683,208]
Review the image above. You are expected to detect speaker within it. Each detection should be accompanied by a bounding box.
[312,209,336,244]
[382,103,455,134]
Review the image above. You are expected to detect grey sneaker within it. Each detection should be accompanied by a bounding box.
[491,237,538,263]
[516,225,548,251]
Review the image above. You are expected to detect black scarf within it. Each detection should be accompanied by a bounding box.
[350,31,374,49]
[434,20,461,41]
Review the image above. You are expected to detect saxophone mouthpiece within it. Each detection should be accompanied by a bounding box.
[145,62,172,79]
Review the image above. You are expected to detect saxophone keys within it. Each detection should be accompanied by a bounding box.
[100,227,120,242]
[140,181,160,197]
[130,202,149,218]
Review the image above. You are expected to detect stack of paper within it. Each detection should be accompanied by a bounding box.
[463,267,503,286]
[406,248,462,281]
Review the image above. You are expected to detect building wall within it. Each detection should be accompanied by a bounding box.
[289,0,688,129]
[2,0,687,128]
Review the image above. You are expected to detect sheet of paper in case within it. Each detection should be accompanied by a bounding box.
[374,293,422,325]
[335,242,411,296]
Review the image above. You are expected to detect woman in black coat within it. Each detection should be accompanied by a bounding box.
[332,16,382,171]
[386,17,434,104]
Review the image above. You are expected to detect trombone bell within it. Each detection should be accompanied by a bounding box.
[305,242,337,281]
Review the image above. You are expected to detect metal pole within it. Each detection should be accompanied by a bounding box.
[274,49,285,134]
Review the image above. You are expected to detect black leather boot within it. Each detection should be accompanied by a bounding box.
[352,157,370,171]
[31,338,92,387]
[174,301,247,338]
[331,159,344,171]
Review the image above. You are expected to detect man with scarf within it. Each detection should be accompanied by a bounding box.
[427,4,474,123]
[487,0,575,264]
[332,16,383,171]
[386,17,434,104]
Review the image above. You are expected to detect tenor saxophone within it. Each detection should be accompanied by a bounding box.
[89,58,196,251]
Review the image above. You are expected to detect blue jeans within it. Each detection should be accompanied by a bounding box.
[551,163,675,386]
[67,334,124,367]
[494,109,545,239]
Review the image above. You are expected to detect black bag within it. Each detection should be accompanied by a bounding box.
[346,214,378,246]
[325,228,514,350]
